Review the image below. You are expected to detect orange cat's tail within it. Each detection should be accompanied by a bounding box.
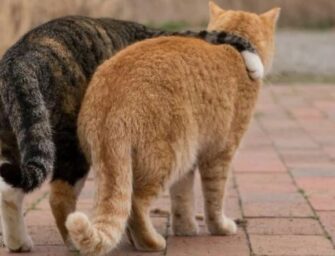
[65,140,132,256]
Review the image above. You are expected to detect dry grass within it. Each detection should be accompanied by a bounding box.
[0,0,334,55]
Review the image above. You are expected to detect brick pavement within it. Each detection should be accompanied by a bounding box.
[1,84,335,255]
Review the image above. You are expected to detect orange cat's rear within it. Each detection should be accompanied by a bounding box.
[67,2,280,256]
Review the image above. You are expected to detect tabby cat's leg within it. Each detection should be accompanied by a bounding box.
[170,169,198,236]
[198,150,237,235]
[0,135,33,252]
[127,193,166,251]
[49,135,89,250]
[1,188,33,252]
[49,175,88,250]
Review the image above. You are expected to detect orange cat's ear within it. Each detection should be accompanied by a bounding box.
[261,8,281,27]
[209,1,225,21]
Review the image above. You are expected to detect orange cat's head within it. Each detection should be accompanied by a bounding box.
[207,1,280,72]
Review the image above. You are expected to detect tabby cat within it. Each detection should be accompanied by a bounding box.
[0,15,262,252]
[67,3,279,256]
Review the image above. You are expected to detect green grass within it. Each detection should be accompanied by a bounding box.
[146,20,190,31]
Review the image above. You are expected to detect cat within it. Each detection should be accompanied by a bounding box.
[0,15,262,252]
[67,3,280,256]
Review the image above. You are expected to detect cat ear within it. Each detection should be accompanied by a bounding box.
[209,1,224,20]
[261,8,281,26]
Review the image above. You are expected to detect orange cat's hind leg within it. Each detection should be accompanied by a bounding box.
[170,169,198,236]
[126,143,175,251]
[199,152,237,236]
[127,193,166,251]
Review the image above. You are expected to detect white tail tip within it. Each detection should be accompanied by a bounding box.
[241,51,264,80]
[66,212,117,256]
[65,212,92,252]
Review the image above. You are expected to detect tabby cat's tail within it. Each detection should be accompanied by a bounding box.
[0,61,55,192]
[66,139,132,256]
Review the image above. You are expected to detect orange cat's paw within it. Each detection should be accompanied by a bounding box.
[128,228,166,252]
[173,217,199,236]
[208,216,237,236]
[6,235,33,253]
[242,51,264,80]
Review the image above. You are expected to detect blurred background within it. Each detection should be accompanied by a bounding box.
[0,0,334,83]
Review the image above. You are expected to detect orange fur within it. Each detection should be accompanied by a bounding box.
[67,3,280,255]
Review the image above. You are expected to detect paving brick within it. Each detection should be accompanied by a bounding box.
[295,177,335,195]
[288,160,335,169]
[309,195,335,211]
[166,230,250,256]
[291,167,335,178]
[241,194,314,217]
[290,107,325,119]
[299,119,334,134]
[233,149,287,173]
[318,212,335,243]
[267,130,319,150]
[314,100,335,112]
[280,149,333,169]
[308,132,335,147]
[247,218,323,235]
[235,173,297,194]
[239,121,273,149]
[258,117,298,132]
[250,235,335,256]
[28,226,63,246]
[25,210,56,226]
[323,146,335,160]
[0,246,76,256]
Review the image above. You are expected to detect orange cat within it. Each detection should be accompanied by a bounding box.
[66,2,280,255]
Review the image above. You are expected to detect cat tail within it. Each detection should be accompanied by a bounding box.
[0,61,55,192]
[66,138,132,256]
[142,28,264,80]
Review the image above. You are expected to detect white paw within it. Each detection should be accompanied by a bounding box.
[173,218,199,236]
[135,233,166,252]
[241,51,264,80]
[222,217,237,235]
[1,187,32,252]
[208,216,237,236]
[6,234,33,252]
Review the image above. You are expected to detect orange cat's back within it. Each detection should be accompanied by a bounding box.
[85,35,255,123]
[99,35,251,90]
[69,4,280,256]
